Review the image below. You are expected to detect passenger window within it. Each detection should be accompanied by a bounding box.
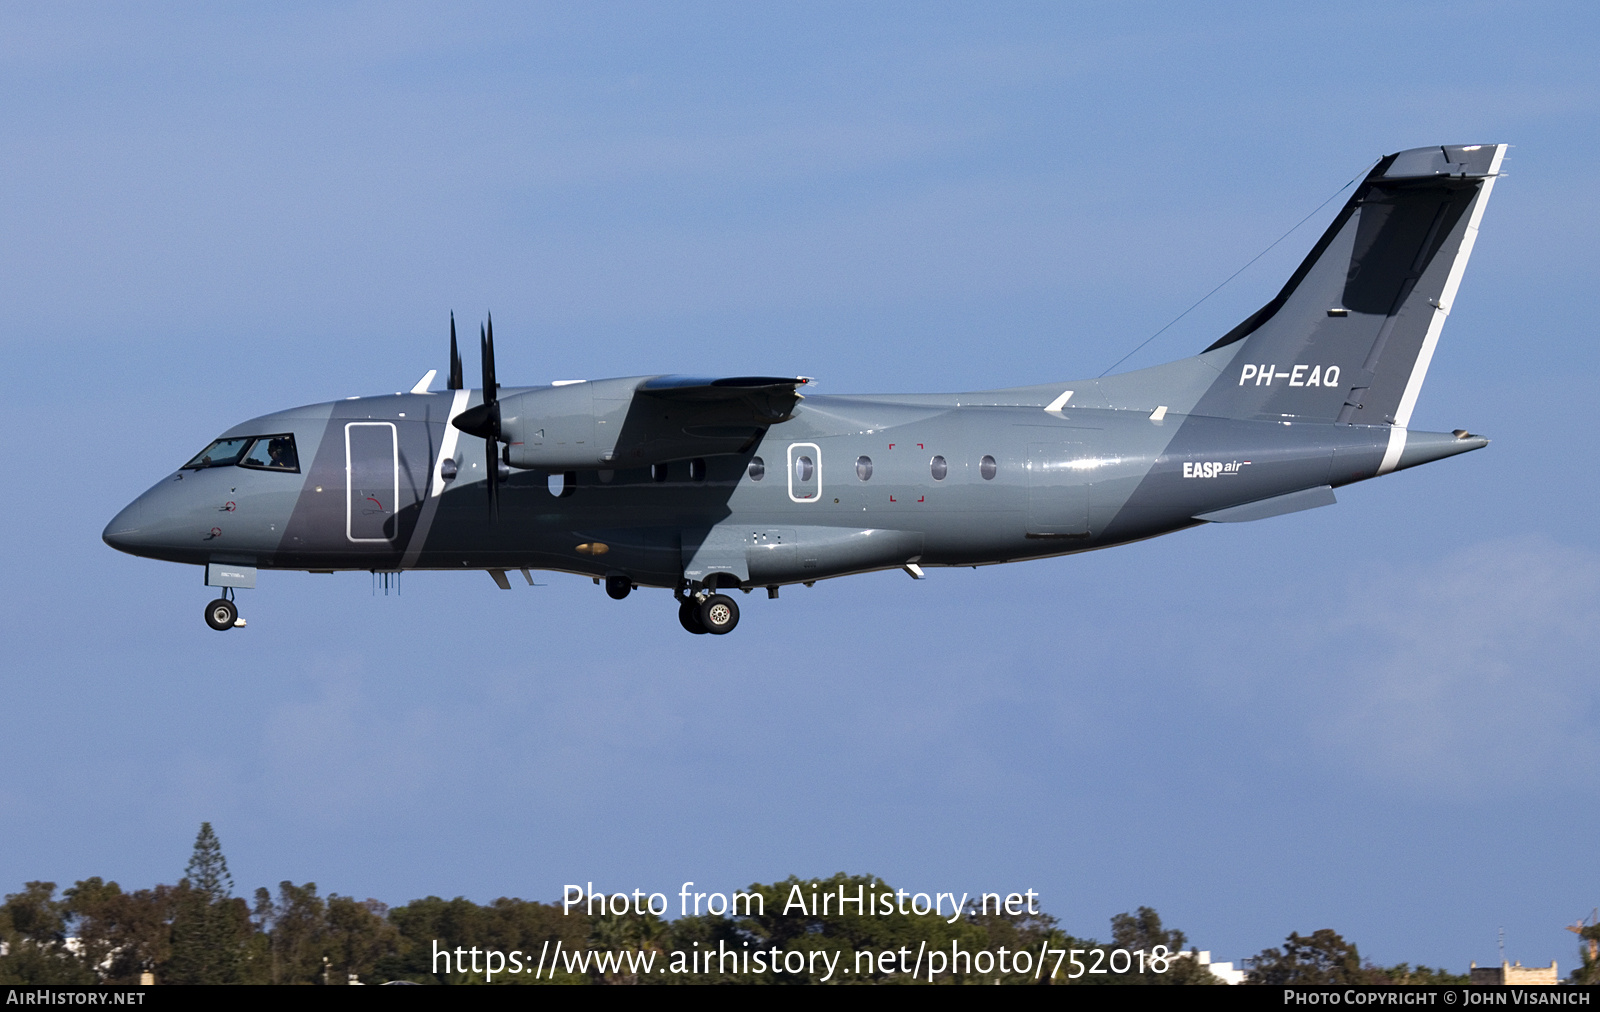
[183,437,251,470]
[930,455,947,480]
[856,455,873,481]
[748,457,765,481]
[239,434,300,472]
[794,455,814,482]
[980,455,997,480]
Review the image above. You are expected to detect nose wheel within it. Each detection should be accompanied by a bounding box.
[203,589,245,631]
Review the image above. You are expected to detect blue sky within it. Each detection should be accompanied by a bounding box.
[2,2,1597,972]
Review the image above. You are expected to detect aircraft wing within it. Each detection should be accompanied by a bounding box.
[611,375,810,462]
[500,375,810,470]
[635,375,809,424]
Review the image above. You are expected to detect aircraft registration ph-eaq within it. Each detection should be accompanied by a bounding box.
[105,143,1505,635]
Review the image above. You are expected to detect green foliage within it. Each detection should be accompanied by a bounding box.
[1245,928,1472,985]
[1096,906,1219,985]
[64,880,179,983]
[60,877,120,977]
[254,881,328,984]
[1570,923,1600,984]
[382,894,588,983]
[0,834,1491,987]
[1370,963,1469,985]
[183,823,233,900]
[325,895,400,985]
[166,824,251,984]
[740,873,989,982]
[0,882,94,985]
[1246,929,1372,985]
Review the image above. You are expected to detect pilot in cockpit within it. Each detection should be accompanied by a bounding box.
[265,436,298,471]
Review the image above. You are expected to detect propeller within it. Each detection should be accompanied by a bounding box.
[447,312,463,390]
[450,312,504,522]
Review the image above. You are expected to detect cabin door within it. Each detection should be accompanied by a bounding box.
[346,422,399,543]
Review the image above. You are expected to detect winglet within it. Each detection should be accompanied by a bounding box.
[410,369,438,394]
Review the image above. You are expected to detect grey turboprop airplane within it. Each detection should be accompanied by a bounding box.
[105,143,1504,635]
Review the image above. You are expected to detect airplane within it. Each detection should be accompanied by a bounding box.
[104,143,1506,635]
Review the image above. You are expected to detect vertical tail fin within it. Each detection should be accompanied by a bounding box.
[1193,144,1506,431]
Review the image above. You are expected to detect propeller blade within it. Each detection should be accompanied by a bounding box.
[483,312,497,401]
[486,445,499,521]
[447,312,463,390]
[481,317,500,523]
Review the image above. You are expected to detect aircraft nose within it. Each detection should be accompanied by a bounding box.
[102,499,144,554]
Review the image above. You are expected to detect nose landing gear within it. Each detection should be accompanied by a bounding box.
[203,588,246,631]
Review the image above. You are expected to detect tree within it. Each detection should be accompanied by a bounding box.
[1371,963,1468,985]
[254,881,328,984]
[64,882,180,984]
[379,893,589,984]
[1103,906,1219,984]
[1246,929,1372,985]
[166,823,251,984]
[61,877,122,980]
[1571,922,1600,985]
[184,823,234,899]
[0,882,94,984]
[325,896,399,985]
[735,873,994,984]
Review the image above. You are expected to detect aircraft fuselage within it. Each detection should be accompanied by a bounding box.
[104,385,1479,590]
[103,143,1505,633]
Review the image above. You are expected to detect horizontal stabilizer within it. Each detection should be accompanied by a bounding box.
[1393,429,1489,472]
[1195,485,1336,523]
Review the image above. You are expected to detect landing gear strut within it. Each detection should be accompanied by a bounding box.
[204,588,243,631]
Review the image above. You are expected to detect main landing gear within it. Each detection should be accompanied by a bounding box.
[676,590,740,635]
[203,588,246,631]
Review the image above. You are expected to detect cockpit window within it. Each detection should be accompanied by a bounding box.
[182,437,252,470]
[183,433,300,473]
[239,434,300,472]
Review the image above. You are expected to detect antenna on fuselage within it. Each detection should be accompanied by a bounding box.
[447,311,464,390]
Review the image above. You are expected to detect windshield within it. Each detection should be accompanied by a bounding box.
[239,434,300,472]
[183,433,300,473]
[182,437,251,470]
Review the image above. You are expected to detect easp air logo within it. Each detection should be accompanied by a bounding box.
[1183,460,1251,479]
